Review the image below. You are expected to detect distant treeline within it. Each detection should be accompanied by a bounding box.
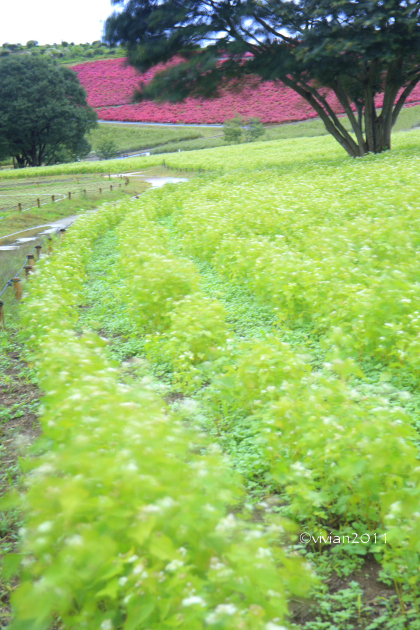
[0,41,125,65]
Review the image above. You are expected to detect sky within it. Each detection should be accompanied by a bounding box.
[2,0,120,46]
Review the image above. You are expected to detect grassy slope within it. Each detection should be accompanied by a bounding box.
[3,130,420,628]
[68,131,420,626]
[0,174,150,239]
[88,123,220,154]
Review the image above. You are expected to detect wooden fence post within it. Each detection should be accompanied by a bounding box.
[12,278,22,301]
[24,265,32,278]
[51,195,55,203]
[27,254,35,267]
[18,203,22,212]
[68,192,72,200]
[110,184,113,191]
[60,228,66,239]
[0,301,4,329]
[47,237,53,254]
[37,198,41,208]
[35,245,42,259]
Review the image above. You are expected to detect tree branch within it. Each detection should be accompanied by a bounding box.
[251,14,296,44]
[333,78,366,154]
[297,78,361,154]
[281,76,359,156]
[392,75,420,125]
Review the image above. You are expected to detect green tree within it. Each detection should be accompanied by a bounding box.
[223,116,243,143]
[105,0,420,157]
[223,115,265,143]
[96,138,119,159]
[244,117,265,142]
[0,56,97,167]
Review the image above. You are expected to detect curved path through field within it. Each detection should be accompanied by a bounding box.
[0,175,187,291]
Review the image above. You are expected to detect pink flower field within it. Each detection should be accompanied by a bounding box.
[71,58,420,125]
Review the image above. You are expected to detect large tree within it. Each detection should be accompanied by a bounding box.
[0,56,97,167]
[105,0,420,157]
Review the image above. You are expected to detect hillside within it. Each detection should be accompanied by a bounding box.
[3,130,420,628]
[71,56,420,125]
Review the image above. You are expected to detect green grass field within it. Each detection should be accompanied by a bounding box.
[88,123,220,155]
[3,126,420,629]
[0,172,152,239]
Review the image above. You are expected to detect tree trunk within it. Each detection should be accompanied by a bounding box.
[364,104,391,153]
[15,154,26,168]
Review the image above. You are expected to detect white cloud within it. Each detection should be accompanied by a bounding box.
[1,0,118,45]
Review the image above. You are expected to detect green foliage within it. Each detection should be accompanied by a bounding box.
[9,199,314,629]
[0,56,97,167]
[88,123,206,155]
[223,117,243,144]
[105,0,420,155]
[0,41,125,65]
[244,118,265,143]
[96,138,119,160]
[8,123,420,627]
[222,116,265,144]
[146,293,229,391]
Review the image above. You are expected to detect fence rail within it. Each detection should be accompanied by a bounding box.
[0,224,70,328]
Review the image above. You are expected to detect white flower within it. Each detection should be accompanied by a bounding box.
[158,496,176,509]
[124,462,138,472]
[265,623,287,630]
[37,521,52,533]
[256,547,272,559]
[118,577,128,586]
[165,559,184,572]
[215,604,237,615]
[141,504,161,513]
[66,535,83,546]
[100,620,113,630]
[182,596,206,607]
[215,514,236,532]
[132,564,148,578]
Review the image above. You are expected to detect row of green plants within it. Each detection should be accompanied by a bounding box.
[148,144,420,377]
[5,197,312,629]
[106,183,420,593]
[2,127,420,181]
[7,126,420,626]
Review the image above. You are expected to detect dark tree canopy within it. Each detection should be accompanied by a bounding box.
[105,0,420,156]
[0,56,97,167]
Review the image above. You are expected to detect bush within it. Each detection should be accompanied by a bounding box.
[96,138,119,160]
[222,116,243,143]
[222,116,265,144]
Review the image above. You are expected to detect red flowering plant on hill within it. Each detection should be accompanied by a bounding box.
[71,58,420,125]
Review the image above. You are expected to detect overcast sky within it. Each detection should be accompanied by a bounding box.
[2,0,119,45]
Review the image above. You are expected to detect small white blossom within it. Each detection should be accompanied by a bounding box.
[182,596,206,607]
[165,559,184,572]
[215,514,236,532]
[215,604,237,615]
